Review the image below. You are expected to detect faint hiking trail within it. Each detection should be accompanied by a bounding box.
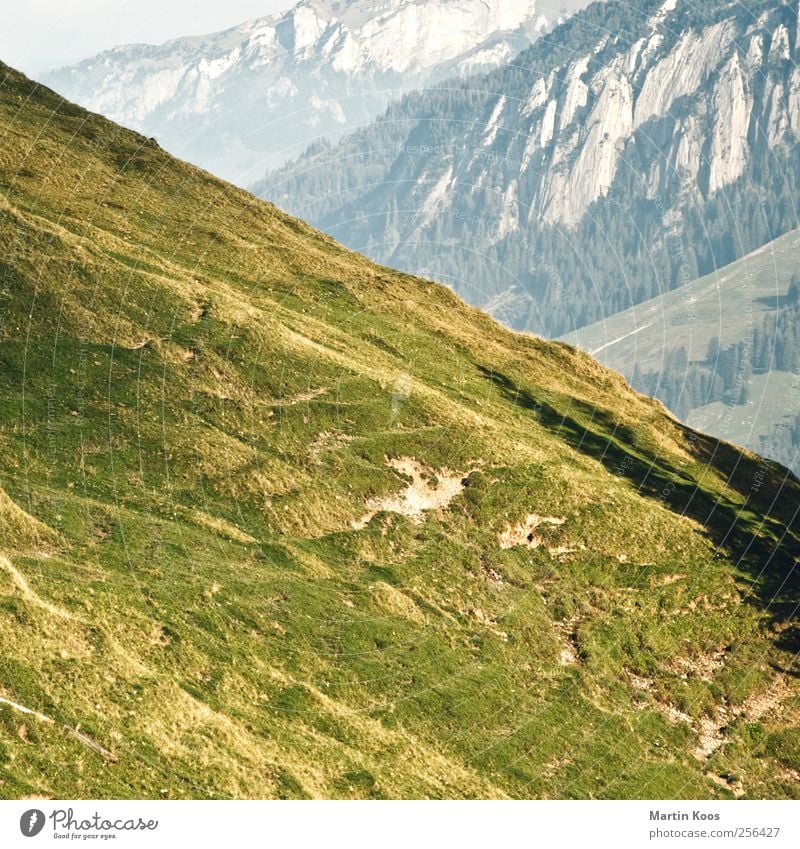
[589,322,653,356]
[630,663,796,797]
[0,554,118,761]
[0,695,52,724]
[0,554,71,620]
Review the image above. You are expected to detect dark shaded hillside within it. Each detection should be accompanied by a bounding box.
[0,61,798,800]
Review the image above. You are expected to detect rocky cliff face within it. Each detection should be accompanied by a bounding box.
[42,0,582,184]
[259,0,800,336]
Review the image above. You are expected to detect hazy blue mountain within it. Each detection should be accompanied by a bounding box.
[257,0,800,338]
[42,0,589,185]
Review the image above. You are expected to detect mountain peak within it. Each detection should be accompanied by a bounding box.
[41,0,575,184]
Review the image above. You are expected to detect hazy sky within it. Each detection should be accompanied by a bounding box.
[1,0,292,76]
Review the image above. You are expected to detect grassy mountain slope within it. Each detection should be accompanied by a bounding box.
[562,229,800,473]
[0,62,799,800]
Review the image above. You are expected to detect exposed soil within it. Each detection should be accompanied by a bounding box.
[554,614,581,665]
[0,693,116,762]
[0,554,71,620]
[352,457,473,529]
[706,771,745,797]
[628,662,796,797]
[498,514,567,553]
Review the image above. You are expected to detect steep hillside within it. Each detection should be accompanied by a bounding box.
[0,62,799,800]
[258,0,800,337]
[562,229,800,474]
[41,0,587,185]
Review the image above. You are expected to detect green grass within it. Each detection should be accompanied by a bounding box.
[0,61,797,800]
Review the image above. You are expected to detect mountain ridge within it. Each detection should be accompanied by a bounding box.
[40,0,588,185]
[257,0,800,338]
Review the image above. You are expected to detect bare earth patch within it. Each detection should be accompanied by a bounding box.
[667,647,729,682]
[498,514,566,553]
[738,677,791,723]
[352,457,473,529]
[554,614,581,666]
[687,677,790,764]
[310,430,354,458]
[370,581,425,624]
[629,663,796,795]
[189,510,257,544]
[0,555,72,621]
[706,771,745,797]
[0,488,60,554]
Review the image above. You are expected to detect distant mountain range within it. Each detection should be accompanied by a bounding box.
[258,0,800,338]
[42,0,588,184]
[37,0,800,484]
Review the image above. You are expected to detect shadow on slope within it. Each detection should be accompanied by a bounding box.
[478,366,800,658]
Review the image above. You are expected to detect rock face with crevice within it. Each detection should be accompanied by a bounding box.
[262,0,800,337]
[42,0,584,185]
